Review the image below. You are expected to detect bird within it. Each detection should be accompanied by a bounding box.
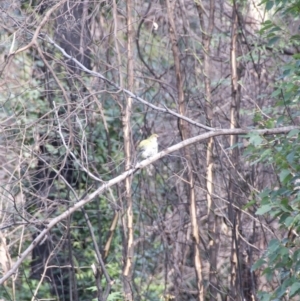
[137,133,159,175]
[137,133,159,159]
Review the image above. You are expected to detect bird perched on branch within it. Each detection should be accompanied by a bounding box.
[137,133,159,175]
[137,134,159,159]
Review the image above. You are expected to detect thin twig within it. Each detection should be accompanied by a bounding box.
[0,125,297,285]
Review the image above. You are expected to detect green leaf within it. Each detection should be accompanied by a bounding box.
[248,132,264,146]
[275,281,290,298]
[286,151,295,164]
[278,245,288,256]
[257,291,272,301]
[243,199,256,210]
[268,239,280,253]
[256,204,273,215]
[279,169,291,183]
[252,258,266,271]
[271,88,282,98]
[268,36,280,45]
[259,20,273,31]
[277,115,285,125]
[260,149,272,161]
[260,189,272,198]
[293,53,300,59]
[283,216,294,227]
[293,249,300,261]
[287,129,299,138]
[268,26,282,33]
[290,282,300,298]
[265,0,274,10]
[280,198,293,212]
[295,259,300,272]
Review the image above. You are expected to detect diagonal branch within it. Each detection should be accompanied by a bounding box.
[0,125,297,285]
[44,36,214,131]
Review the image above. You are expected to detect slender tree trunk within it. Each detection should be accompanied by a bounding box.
[122,0,134,299]
[229,2,243,300]
[166,1,204,300]
[196,1,217,299]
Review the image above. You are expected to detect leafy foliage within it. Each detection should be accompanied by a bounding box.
[249,1,300,296]
[2,0,300,300]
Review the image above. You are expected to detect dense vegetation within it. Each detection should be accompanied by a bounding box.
[1,0,300,300]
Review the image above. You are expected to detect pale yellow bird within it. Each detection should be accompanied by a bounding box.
[137,133,159,159]
[137,134,159,175]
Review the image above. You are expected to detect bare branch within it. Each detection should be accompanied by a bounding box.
[11,0,67,55]
[0,125,296,285]
[45,36,214,131]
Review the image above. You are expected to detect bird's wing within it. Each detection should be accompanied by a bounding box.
[137,140,147,150]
